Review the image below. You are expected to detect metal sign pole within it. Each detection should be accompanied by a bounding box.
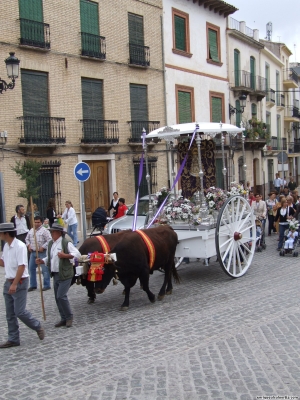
[81,181,87,241]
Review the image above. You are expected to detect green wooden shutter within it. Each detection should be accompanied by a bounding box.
[178,91,192,124]
[174,15,186,51]
[21,70,49,141]
[234,49,240,86]
[81,78,104,141]
[130,84,148,138]
[235,100,241,128]
[80,0,99,34]
[128,13,144,46]
[19,0,44,45]
[208,29,219,62]
[250,56,256,89]
[211,97,222,123]
[251,103,257,117]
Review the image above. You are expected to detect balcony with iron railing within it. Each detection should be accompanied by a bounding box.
[288,139,300,153]
[129,44,150,67]
[232,70,267,98]
[294,99,299,109]
[269,136,287,151]
[81,33,106,59]
[283,68,298,88]
[19,19,50,49]
[276,93,285,108]
[284,106,300,121]
[128,121,160,143]
[266,88,275,106]
[18,116,66,145]
[80,120,119,144]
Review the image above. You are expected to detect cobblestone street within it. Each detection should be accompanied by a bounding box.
[0,233,300,400]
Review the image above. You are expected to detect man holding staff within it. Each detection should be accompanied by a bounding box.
[0,222,45,348]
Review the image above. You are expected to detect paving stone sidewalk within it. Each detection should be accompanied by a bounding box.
[0,233,299,400]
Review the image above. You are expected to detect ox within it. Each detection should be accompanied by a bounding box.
[96,225,179,310]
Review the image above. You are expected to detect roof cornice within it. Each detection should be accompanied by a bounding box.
[190,0,237,17]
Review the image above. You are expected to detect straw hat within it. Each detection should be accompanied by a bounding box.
[0,223,17,232]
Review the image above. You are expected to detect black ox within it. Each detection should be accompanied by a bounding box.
[79,225,179,310]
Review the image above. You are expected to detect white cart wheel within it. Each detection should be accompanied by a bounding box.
[215,195,256,278]
[175,257,183,269]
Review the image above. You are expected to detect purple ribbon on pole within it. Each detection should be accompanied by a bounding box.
[147,127,198,228]
[132,153,144,231]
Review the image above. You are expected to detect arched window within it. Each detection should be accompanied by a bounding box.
[234,49,240,86]
[251,103,257,118]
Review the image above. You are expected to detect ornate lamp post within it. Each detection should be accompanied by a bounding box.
[229,93,247,118]
[0,52,20,94]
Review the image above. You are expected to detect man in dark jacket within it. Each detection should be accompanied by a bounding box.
[10,205,31,243]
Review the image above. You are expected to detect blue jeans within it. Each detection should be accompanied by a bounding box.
[29,251,51,289]
[53,274,73,322]
[3,278,41,344]
[278,223,289,250]
[67,223,78,245]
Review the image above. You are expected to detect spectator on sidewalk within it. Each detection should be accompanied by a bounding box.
[288,177,297,192]
[114,198,128,219]
[10,205,31,244]
[46,198,56,227]
[26,216,52,292]
[273,173,282,194]
[0,222,44,348]
[58,201,78,246]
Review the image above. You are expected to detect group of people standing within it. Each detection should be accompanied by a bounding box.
[106,191,128,219]
[248,175,299,252]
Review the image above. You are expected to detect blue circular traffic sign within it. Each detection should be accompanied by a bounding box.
[74,162,91,182]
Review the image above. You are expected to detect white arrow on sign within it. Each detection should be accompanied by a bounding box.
[77,168,89,176]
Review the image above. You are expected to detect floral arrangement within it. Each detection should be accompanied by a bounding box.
[153,187,171,208]
[204,187,228,212]
[162,197,196,223]
[288,219,299,231]
[228,181,248,197]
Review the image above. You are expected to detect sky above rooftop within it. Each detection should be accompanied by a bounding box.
[231,0,300,62]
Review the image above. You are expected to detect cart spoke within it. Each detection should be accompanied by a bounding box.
[221,240,234,263]
[219,237,234,249]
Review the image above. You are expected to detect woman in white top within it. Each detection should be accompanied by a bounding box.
[266,192,277,236]
[107,192,119,217]
[60,201,78,245]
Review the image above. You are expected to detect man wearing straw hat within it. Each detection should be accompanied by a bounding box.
[0,222,45,348]
[36,222,80,328]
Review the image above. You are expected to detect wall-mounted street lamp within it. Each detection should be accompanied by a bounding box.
[0,52,20,94]
[229,93,247,118]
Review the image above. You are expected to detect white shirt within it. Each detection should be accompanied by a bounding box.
[14,215,29,235]
[25,225,51,251]
[42,237,81,272]
[273,178,281,187]
[1,238,29,279]
[61,207,78,226]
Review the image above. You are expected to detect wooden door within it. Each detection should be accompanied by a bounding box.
[84,161,109,226]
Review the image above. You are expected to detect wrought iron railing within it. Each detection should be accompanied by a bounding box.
[255,75,267,92]
[129,44,150,67]
[283,68,298,85]
[81,33,106,59]
[294,99,299,109]
[271,136,287,151]
[285,106,300,118]
[266,88,275,103]
[233,70,252,89]
[128,121,160,142]
[18,116,66,144]
[19,19,50,49]
[276,94,285,107]
[80,119,119,143]
[288,140,300,153]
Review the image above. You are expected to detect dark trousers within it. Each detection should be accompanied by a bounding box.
[16,233,28,244]
[267,214,276,234]
[53,273,73,322]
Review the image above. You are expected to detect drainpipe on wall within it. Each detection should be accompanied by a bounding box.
[160,14,171,189]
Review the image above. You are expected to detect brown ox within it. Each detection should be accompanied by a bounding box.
[98,225,179,310]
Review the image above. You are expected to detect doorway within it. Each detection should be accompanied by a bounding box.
[84,161,109,227]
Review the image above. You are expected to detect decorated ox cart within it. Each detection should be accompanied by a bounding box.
[143,122,256,278]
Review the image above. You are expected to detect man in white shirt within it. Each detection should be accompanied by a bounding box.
[273,173,282,194]
[251,193,267,232]
[26,216,52,292]
[59,200,78,246]
[36,222,80,328]
[10,205,31,243]
[0,223,45,348]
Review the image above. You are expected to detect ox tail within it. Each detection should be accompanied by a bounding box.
[172,261,181,284]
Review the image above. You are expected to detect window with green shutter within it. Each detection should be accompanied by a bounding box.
[250,56,256,89]
[178,91,192,124]
[130,84,148,139]
[128,13,146,65]
[80,0,100,56]
[172,8,189,54]
[234,49,240,86]
[211,96,222,123]
[81,78,104,141]
[175,15,186,51]
[235,100,241,128]
[19,0,44,46]
[21,69,50,141]
[208,28,219,62]
[251,103,257,118]
[265,63,270,101]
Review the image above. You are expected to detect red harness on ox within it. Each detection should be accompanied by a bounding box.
[95,235,111,254]
[87,252,105,282]
[135,230,156,269]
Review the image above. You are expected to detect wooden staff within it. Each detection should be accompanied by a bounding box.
[30,196,46,321]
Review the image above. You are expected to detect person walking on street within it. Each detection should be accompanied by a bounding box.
[0,223,45,348]
[59,201,78,245]
[26,216,52,292]
[273,173,282,195]
[266,192,278,236]
[10,205,31,243]
[274,198,295,251]
[288,177,297,192]
[36,222,80,328]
